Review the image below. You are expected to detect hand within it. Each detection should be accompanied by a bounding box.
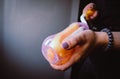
[50,28,108,71]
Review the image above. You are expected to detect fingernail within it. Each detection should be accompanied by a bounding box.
[62,42,69,49]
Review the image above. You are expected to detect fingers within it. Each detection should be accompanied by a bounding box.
[50,47,81,71]
[50,62,71,71]
[83,3,95,14]
[90,10,98,20]
[61,22,89,49]
[82,3,98,20]
[62,27,87,49]
[50,58,73,71]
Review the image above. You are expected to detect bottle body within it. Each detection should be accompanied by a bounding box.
[42,35,74,65]
[41,3,97,65]
[41,22,88,65]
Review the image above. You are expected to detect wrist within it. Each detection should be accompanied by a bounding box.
[95,32,109,51]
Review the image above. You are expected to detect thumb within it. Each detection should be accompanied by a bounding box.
[61,27,86,49]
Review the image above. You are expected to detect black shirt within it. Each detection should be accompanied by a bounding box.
[78,0,120,31]
[71,0,120,79]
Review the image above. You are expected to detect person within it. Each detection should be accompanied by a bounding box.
[50,0,120,79]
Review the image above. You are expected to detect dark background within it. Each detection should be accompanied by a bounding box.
[0,0,80,79]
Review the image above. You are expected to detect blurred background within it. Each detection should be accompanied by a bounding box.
[0,0,80,79]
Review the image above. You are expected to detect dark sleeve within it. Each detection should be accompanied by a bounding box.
[78,0,120,31]
[71,0,120,79]
[93,0,120,31]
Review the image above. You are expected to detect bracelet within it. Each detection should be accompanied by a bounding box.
[101,28,113,52]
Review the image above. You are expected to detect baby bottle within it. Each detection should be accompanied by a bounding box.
[41,3,97,65]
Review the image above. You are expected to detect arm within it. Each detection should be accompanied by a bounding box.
[112,32,120,50]
[96,32,120,51]
[50,29,120,71]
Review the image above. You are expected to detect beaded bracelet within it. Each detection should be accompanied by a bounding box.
[101,28,113,52]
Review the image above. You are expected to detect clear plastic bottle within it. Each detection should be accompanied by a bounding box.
[41,3,97,65]
[41,22,89,65]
